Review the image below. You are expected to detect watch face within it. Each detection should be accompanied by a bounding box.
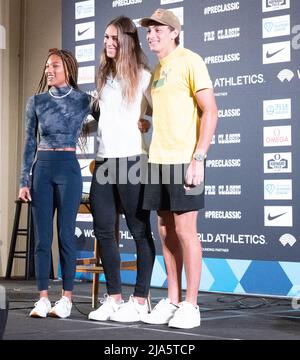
[194,153,204,161]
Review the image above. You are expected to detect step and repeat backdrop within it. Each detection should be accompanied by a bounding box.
[62,0,300,297]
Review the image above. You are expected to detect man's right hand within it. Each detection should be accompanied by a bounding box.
[19,187,32,202]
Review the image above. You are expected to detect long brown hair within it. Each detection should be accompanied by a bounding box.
[97,16,149,104]
[36,48,79,94]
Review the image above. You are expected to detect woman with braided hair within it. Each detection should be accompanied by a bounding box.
[19,49,95,319]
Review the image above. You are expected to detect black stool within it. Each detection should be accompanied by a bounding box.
[6,200,33,279]
[5,200,54,280]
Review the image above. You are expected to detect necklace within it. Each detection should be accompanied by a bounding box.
[49,87,73,99]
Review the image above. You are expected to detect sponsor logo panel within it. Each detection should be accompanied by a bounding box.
[264,206,293,226]
[262,15,290,38]
[76,213,93,222]
[264,179,292,200]
[263,125,291,147]
[168,7,184,26]
[75,22,95,41]
[263,41,290,64]
[78,66,95,84]
[264,152,292,173]
[262,0,290,13]
[75,0,95,20]
[263,98,291,120]
[82,181,92,194]
[75,44,95,63]
[78,159,94,177]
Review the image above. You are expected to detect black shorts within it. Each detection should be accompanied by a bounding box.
[143,163,205,212]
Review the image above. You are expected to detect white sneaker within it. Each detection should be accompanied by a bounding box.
[168,301,201,329]
[29,297,51,318]
[110,295,148,323]
[88,294,123,321]
[48,296,72,319]
[141,298,178,325]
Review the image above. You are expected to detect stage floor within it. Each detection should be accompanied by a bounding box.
[2,278,300,341]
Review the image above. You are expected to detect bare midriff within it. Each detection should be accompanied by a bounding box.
[38,147,76,151]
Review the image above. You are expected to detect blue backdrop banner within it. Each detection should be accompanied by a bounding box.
[62,0,300,297]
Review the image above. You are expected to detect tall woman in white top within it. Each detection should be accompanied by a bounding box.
[88,16,155,323]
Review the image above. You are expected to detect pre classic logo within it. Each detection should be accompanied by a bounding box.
[112,0,142,7]
[211,133,240,145]
[203,2,240,15]
[204,27,240,42]
[204,52,240,65]
[205,185,242,196]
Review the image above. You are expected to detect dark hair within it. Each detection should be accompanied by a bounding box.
[36,49,79,94]
[168,26,180,45]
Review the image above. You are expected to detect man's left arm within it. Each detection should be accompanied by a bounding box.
[185,88,218,188]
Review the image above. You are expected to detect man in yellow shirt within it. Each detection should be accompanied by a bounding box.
[140,9,218,329]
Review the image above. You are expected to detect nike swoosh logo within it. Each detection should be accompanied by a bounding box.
[80,165,89,171]
[268,212,287,221]
[266,48,284,58]
[77,28,90,36]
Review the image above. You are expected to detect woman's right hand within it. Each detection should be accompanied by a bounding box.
[19,187,32,202]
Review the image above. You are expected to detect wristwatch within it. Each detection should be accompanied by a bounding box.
[193,152,206,162]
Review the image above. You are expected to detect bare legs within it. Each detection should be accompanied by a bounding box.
[157,210,202,306]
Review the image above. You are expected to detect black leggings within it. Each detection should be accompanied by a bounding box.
[89,156,155,297]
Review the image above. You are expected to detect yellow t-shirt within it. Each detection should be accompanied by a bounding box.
[149,46,213,164]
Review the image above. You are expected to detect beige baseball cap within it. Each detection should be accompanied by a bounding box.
[139,8,181,33]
